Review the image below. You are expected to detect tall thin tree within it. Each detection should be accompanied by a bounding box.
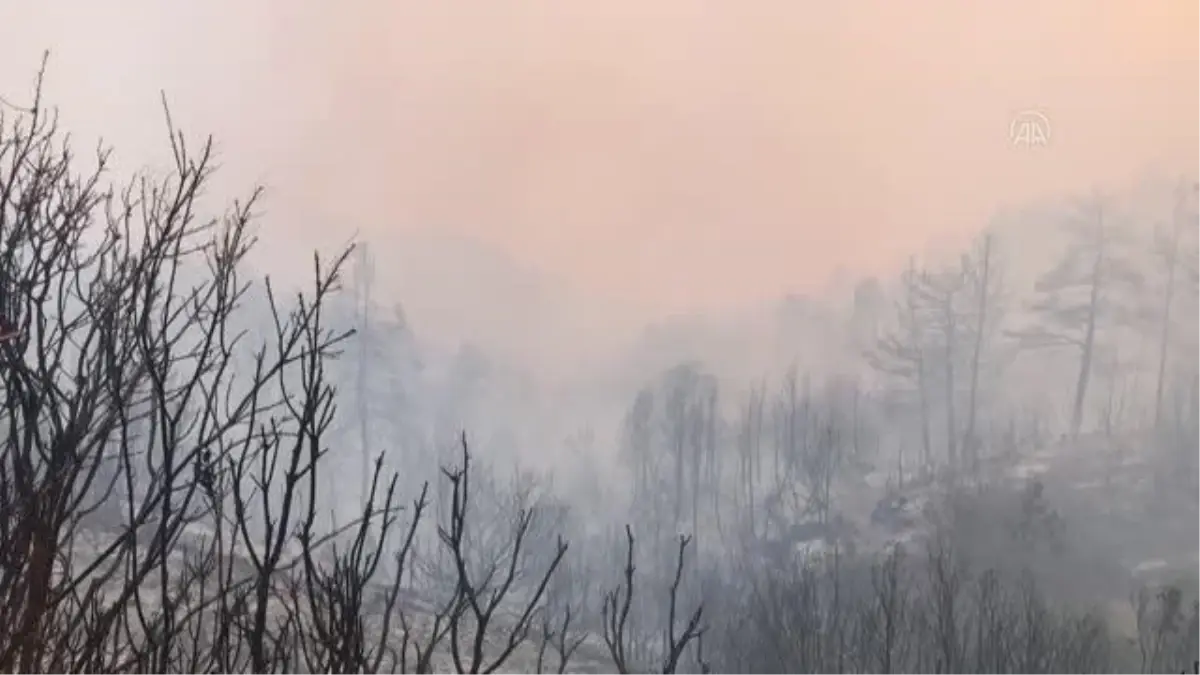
[354,241,376,510]
[1009,194,1140,439]
[1152,180,1198,428]
[962,232,1006,475]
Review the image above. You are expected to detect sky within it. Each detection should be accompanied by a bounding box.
[1,1,1196,339]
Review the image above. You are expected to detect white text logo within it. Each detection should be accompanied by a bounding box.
[1010,110,1052,148]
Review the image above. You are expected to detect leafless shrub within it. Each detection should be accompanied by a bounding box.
[601,525,705,674]
[0,66,598,675]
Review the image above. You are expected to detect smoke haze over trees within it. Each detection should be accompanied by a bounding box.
[0,4,1196,673]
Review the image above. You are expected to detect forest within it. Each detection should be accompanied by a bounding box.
[0,70,1197,674]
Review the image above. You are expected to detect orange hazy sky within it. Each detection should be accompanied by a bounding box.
[1,1,1197,320]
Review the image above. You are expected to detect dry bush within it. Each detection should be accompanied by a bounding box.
[0,65,712,675]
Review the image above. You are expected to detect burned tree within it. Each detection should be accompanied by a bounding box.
[0,65,601,675]
[1149,180,1199,429]
[911,264,968,474]
[0,67,371,671]
[601,526,705,675]
[1009,193,1142,439]
[960,231,1008,476]
[868,259,935,478]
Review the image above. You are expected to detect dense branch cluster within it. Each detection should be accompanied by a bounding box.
[0,67,713,675]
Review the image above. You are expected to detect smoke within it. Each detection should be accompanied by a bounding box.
[1,0,1196,372]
